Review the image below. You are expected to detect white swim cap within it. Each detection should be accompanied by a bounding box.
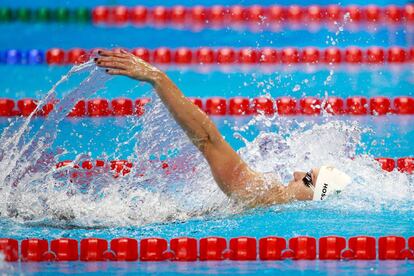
[312,165,351,201]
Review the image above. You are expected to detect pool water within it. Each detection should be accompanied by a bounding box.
[1,0,414,275]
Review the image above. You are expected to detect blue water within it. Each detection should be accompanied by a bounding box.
[1,0,414,275]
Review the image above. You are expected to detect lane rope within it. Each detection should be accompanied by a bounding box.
[1,96,413,117]
[1,236,413,262]
[53,157,414,176]
[1,47,413,65]
[0,5,413,28]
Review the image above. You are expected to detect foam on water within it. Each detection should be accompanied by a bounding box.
[0,60,412,229]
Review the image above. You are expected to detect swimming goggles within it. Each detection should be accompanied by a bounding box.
[302,171,315,191]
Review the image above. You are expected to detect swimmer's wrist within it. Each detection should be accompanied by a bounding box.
[149,71,168,87]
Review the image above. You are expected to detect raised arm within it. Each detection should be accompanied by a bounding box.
[95,50,291,205]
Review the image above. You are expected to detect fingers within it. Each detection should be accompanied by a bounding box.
[98,49,130,59]
[105,69,130,76]
[96,61,129,70]
[96,56,130,64]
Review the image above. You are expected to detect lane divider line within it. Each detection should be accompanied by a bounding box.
[53,157,414,177]
[1,5,413,28]
[1,96,413,117]
[1,236,413,262]
[1,47,413,65]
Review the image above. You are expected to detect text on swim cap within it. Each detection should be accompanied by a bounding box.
[320,183,328,200]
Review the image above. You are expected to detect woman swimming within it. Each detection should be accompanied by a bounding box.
[95,49,351,206]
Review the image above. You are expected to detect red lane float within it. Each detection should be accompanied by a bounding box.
[285,236,317,260]
[300,97,321,115]
[153,47,172,64]
[397,157,414,174]
[110,238,139,261]
[319,236,346,260]
[346,96,368,115]
[345,5,363,23]
[378,236,406,260]
[259,237,286,260]
[80,238,108,261]
[130,6,148,24]
[199,237,227,261]
[135,98,150,116]
[370,97,391,115]
[324,47,342,64]
[366,47,385,64]
[0,239,18,262]
[151,6,171,24]
[388,47,406,63]
[238,48,258,64]
[50,238,78,261]
[375,158,396,172]
[302,47,320,64]
[326,5,342,21]
[385,5,403,23]
[345,47,363,64]
[87,99,111,116]
[217,48,236,64]
[171,6,187,24]
[0,99,15,116]
[281,48,299,64]
[92,6,109,24]
[276,97,297,115]
[205,97,226,115]
[21,239,48,262]
[46,48,65,65]
[343,236,376,260]
[67,48,89,64]
[170,237,198,261]
[112,98,133,116]
[365,5,381,22]
[229,97,250,115]
[210,5,225,25]
[189,98,203,109]
[108,6,129,25]
[267,5,285,23]
[228,237,257,260]
[394,97,414,114]
[131,48,150,62]
[195,47,215,64]
[252,97,274,115]
[191,5,210,25]
[140,238,168,261]
[17,99,53,116]
[324,97,344,114]
[259,48,278,63]
[3,236,414,262]
[174,47,193,64]
[68,100,86,117]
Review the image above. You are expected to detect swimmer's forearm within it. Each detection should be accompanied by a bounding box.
[150,71,221,151]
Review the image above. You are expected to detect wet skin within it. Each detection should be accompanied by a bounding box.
[95,49,317,207]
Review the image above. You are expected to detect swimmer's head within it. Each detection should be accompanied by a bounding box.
[287,166,351,201]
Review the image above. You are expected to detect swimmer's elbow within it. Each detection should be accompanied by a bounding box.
[191,132,211,154]
[249,185,292,207]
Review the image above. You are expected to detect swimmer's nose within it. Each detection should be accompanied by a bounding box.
[293,171,305,181]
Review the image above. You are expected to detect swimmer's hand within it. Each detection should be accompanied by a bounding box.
[95,49,162,84]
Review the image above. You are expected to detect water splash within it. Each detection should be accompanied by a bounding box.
[0,62,412,229]
[0,62,235,228]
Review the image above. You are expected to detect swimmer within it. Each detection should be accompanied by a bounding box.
[95,50,351,206]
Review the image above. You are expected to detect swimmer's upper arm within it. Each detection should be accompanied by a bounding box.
[201,124,289,205]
